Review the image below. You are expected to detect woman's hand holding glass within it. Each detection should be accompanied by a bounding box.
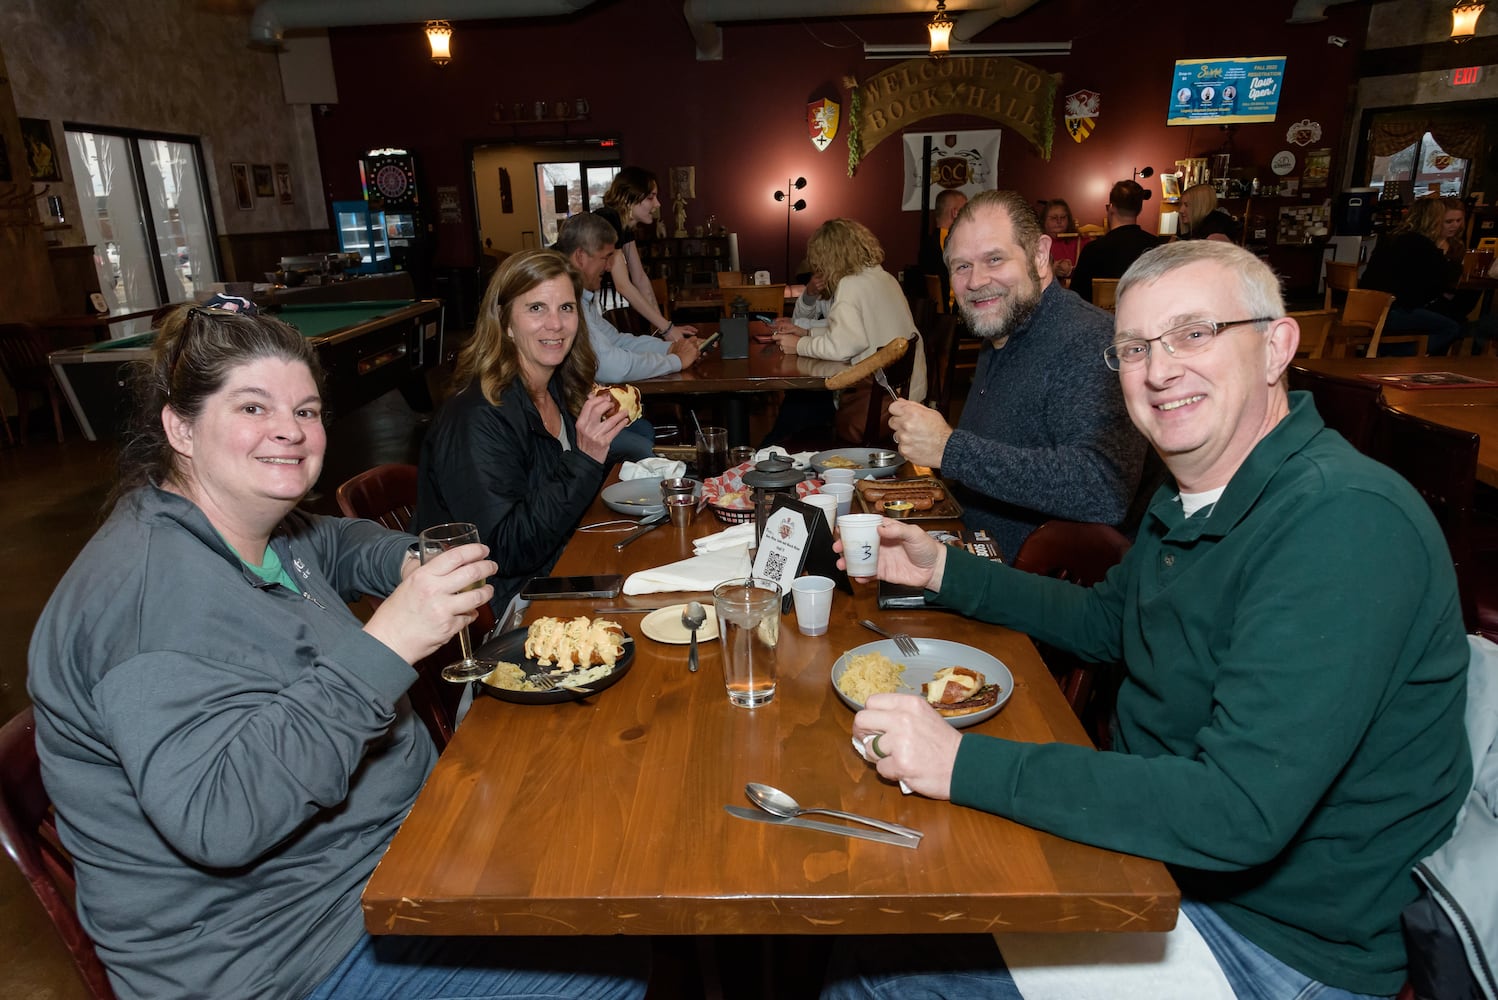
[365,530,495,674]
[576,392,630,464]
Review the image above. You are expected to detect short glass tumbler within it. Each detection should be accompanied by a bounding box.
[712,577,781,708]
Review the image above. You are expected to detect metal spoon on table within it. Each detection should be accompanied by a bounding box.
[744,783,922,840]
[683,601,706,673]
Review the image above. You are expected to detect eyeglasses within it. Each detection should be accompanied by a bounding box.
[1103,317,1275,371]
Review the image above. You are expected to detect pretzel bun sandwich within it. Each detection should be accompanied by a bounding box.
[922,666,1000,717]
[592,383,643,422]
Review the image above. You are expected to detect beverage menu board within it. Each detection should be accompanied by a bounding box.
[1167,57,1286,126]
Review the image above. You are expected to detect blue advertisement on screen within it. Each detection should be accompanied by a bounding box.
[1167,56,1286,125]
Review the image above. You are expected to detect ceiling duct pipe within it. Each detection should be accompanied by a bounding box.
[250,0,598,45]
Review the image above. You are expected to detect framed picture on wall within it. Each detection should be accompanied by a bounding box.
[231,162,254,210]
[20,118,63,182]
[274,163,294,205]
[252,164,275,199]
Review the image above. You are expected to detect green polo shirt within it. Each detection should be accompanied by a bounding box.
[939,392,1470,994]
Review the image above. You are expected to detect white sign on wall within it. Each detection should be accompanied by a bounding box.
[901,130,1001,211]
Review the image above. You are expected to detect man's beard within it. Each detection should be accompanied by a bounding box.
[958,272,1043,342]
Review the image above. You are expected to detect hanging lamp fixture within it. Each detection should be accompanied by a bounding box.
[928,0,954,59]
[425,20,453,65]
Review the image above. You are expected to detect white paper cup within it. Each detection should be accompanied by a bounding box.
[821,468,857,486]
[837,513,884,577]
[791,575,835,636]
[804,493,839,531]
[822,483,855,518]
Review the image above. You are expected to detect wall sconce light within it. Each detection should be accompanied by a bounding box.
[425,20,453,65]
[774,177,808,281]
[928,0,954,59]
[1133,166,1155,181]
[1451,0,1484,41]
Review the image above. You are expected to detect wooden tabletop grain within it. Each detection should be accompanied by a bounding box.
[635,336,842,396]
[361,490,1179,938]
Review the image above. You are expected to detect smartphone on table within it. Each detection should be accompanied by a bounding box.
[519,574,624,600]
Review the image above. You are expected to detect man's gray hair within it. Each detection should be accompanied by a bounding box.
[554,212,617,257]
[1118,241,1285,321]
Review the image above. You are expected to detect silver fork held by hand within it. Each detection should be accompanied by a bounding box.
[873,367,899,402]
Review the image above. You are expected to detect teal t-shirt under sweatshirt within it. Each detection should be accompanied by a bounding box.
[938,392,1470,995]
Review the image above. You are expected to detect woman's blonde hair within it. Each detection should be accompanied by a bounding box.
[454,249,597,413]
[1179,184,1218,231]
[806,219,885,295]
[1398,197,1447,243]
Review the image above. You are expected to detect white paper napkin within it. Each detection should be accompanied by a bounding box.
[622,544,752,595]
[620,457,686,480]
[693,522,757,554]
[852,734,913,795]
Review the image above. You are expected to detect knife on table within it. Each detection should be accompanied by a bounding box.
[613,512,669,551]
[723,806,920,849]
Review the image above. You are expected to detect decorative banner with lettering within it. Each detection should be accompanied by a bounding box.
[808,98,840,152]
[845,57,1056,175]
[900,130,1000,211]
[1063,89,1100,143]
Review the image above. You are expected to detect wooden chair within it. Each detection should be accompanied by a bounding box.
[834,334,918,448]
[1367,401,1498,639]
[919,312,961,415]
[1286,366,1383,453]
[1327,278,1428,358]
[718,284,786,318]
[0,322,67,444]
[1010,521,1131,748]
[0,706,118,1000]
[335,463,490,751]
[923,273,947,313]
[1090,278,1119,311]
[1287,309,1337,360]
[650,276,670,321]
[1322,260,1359,311]
[714,271,743,288]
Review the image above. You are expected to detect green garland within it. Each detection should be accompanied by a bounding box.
[846,84,863,177]
[1039,75,1057,162]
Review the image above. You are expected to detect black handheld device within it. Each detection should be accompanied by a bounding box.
[519,574,625,600]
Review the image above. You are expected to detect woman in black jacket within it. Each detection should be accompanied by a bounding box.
[1359,197,1463,355]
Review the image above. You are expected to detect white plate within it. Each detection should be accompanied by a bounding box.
[603,478,665,517]
[810,448,902,480]
[641,603,721,644]
[830,638,1014,729]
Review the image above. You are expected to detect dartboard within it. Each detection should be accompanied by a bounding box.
[374,163,411,201]
[362,154,419,209]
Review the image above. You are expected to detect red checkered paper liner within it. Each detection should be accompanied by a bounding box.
[701,462,823,510]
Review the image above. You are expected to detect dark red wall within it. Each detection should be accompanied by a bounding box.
[314,0,1368,276]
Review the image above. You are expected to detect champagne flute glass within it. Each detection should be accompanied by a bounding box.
[419,522,498,683]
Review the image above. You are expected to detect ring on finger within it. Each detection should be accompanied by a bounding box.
[870,733,889,759]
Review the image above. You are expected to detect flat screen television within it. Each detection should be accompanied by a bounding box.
[1167,57,1286,126]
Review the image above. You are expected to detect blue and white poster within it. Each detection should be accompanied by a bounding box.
[1166,56,1286,126]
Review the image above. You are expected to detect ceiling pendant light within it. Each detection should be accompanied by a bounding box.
[425,20,453,66]
[928,0,954,59]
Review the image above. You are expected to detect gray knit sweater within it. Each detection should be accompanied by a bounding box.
[942,281,1146,558]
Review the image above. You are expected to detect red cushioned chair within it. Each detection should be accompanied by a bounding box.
[1010,520,1132,748]
[0,706,117,999]
[336,463,494,751]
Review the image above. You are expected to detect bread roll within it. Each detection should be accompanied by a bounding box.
[592,383,643,422]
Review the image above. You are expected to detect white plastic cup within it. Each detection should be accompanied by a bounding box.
[791,575,835,636]
[821,468,857,486]
[804,493,839,532]
[822,483,855,518]
[837,513,884,577]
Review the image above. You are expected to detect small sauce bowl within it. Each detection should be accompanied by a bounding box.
[868,450,900,468]
[882,500,915,519]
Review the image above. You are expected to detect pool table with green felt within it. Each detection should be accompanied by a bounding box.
[48,299,444,441]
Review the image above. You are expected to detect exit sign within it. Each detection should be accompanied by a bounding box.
[1453,66,1483,86]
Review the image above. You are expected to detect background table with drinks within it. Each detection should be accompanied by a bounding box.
[362,474,1179,938]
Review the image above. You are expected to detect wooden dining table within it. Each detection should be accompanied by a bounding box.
[1293,356,1498,486]
[362,482,1179,939]
[636,323,850,445]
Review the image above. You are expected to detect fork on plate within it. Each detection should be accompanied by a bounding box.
[528,669,593,695]
[858,619,919,657]
[873,367,899,402]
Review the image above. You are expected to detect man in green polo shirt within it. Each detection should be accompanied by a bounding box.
[824,240,1471,1000]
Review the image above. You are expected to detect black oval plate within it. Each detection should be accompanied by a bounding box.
[474,626,634,705]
